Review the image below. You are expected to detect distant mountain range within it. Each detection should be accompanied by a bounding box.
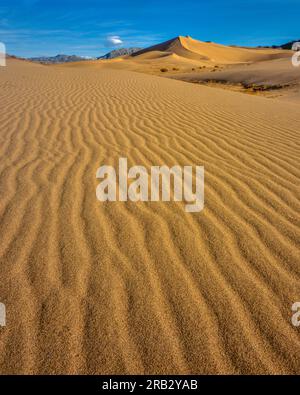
[27,48,142,64]
[279,40,300,50]
[256,40,300,50]
[97,47,142,59]
[28,54,93,64]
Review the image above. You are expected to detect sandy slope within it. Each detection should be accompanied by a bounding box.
[0,59,299,374]
[171,57,300,102]
[66,36,292,76]
[132,36,291,64]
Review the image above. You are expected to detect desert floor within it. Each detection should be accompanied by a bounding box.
[0,58,299,374]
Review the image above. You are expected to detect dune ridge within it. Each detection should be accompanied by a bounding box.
[0,59,299,374]
[132,36,291,64]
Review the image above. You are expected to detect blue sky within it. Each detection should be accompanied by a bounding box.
[0,0,299,57]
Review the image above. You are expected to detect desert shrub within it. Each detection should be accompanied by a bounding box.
[160,68,168,72]
[172,67,179,71]
[241,82,287,92]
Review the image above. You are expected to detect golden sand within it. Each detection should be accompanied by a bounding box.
[0,57,299,374]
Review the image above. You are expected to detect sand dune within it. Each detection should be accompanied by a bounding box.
[63,36,292,74]
[61,36,295,100]
[132,36,292,64]
[0,58,299,374]
[171,57,300,102]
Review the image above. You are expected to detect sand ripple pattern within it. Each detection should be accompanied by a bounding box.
[0,60,299,374]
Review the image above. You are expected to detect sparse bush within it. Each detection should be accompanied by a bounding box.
[160,68,168,72]
[241,82,287,92]
[172,67,179,71]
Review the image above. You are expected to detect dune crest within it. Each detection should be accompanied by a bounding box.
[132,35,291,64]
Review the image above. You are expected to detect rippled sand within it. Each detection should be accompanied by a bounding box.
[0,59,299,374]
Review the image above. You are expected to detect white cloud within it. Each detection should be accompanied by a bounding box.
[106,35,123,46]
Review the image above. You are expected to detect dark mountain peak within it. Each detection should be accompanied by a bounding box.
[98,47,142,60]
[28,54,92,64]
